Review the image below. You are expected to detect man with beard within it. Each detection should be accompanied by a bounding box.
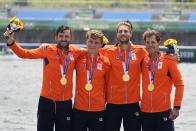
[104,20,148,131]
[4,25,83,131]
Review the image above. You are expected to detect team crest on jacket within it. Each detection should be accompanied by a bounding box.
[115,56,119,60]
[158,62,163,69]
[146,59,151,69]
[69,54,74,61]
[83,64,86,67]
[131,53,136,60]
[97,63,102,70]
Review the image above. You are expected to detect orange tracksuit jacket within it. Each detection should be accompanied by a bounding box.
[141,52,184,113]
[9,42,83,101]
[74,53,111,111]
[104,45,148,104]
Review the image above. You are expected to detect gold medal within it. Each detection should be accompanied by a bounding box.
[60,77,67,85]
[122,74,130,82]
[85,83,93,91]
[148,84,154,91]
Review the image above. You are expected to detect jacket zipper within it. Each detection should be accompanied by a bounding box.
[151,60,154,112]
[125,48,127,104]
[151,92,153,112]
[88,91,91,111]
[63,85,66,101]
[88,59,93,111]
[125,82,127,104]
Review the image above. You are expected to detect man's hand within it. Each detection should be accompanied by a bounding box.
[39,43,50,51]
[4,30,15,45]
[169,108,179,120]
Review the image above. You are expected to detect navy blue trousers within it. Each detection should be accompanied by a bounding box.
[105,103,141,131]
[72,108,105,131]
[37,96,72,131]
[141,110,174,131]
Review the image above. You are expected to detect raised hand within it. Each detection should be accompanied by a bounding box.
[4,30,15,45]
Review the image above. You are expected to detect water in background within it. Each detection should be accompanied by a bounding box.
[0,55,196,131]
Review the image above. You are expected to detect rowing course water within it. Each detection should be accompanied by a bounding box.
[0,55,196,131]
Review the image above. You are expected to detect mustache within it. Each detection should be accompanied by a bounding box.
[57,44,69,50]
[57,41,69,49]
[57,41,69,44]
[119,34,127,37]
[60,41,68,43]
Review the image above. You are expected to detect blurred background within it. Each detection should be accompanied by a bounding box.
[0,0,196,63]
[0,0,196,62]
[0,0,196,59]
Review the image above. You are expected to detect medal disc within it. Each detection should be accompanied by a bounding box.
[60,77,67,85]
[85,83,93,91]
[148,84,154,91]
[122,74,130,82]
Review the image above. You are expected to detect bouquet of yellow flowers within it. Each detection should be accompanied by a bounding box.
[164,39,179,54]
[7,16,23,32]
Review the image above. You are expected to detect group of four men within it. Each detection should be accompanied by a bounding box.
[4,20,184,131]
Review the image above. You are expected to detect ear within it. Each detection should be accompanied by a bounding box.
[143,41,146,45]
[130,30,133,36]
[86,40,88,46]
[55,35,57,42]
[70,35,73,41]
[158,41,162,46]
[144,41,147,47]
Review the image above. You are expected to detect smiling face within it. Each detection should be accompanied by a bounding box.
[55,30,72,49]
[86,37,102,55]
[85,30,104,56]
[144,35,161,55]
[143,30,161,56]
[55,25,73,50]
[116,25,132,44]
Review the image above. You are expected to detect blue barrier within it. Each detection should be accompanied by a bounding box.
[101,12,152,21]
[16,11,67,20]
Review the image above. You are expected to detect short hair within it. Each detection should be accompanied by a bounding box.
[116,20,133,32]
[143,29,161,42]
[86,30,104,44]
[55,25,73,37]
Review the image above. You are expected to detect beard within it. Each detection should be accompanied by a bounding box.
[57,41,69,50]
[118,36,129,44]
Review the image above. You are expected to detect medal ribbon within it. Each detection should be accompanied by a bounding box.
[86,54,99,84]
[57,51,70,78]
[148,52,161,84]
[118,46,132,74]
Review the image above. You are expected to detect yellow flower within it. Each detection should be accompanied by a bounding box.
[9,16,24,30]
[164,39,177,47]
[103,36,109,44]
[9,16,16,23]
[18,20,24,30]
